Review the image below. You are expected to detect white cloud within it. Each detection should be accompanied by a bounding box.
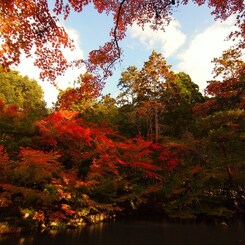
[13,26,85,107]
[176,16,237,92]
[128,19,186,58]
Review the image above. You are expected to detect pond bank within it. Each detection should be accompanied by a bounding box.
[1,218,245,245]
[1,209,244,236]
[0,212,115,235]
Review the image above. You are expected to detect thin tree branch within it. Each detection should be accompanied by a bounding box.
[96,0,127,82]
[113,0,127,59]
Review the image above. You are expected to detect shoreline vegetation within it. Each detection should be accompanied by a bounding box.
[0,212,112,235]
[0,205,244,235]
[0,214,244,236]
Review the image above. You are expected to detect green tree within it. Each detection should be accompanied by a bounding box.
[117,51,175,141]
[117,66,140,106]
[160,72,204,137]
[137,51,173,102]
[0,67,47,118]
[117,52,203,140]
[159,50,244,219]
[0,68,47,150]
[88,94,119,128]
[74,94,120,128]
[57,79,119,128]
[117,66,142,137]
[191,49,245,215]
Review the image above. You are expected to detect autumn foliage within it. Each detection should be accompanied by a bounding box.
[0,105,166,229]
[0,0,244,83]
[36,109,162,181]
[0,37,244,230]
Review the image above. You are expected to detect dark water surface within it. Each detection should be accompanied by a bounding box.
[1,218,245,245]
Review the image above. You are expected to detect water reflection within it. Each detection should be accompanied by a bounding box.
[0,219,244,245]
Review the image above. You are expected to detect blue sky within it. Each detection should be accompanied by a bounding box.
[15,2,238,107]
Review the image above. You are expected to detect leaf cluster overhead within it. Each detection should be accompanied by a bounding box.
[0,0,244,84]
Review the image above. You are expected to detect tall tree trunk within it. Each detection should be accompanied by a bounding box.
[155,104,159,143]
[222,142,234,187]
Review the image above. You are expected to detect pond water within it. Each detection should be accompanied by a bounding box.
[1,218,245,245]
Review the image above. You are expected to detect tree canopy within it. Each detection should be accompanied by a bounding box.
[0,67,47,113]
[0,50,244,232]
[0,0,244,85]
[0,68,47,151]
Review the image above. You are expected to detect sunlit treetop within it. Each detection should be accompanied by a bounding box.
[192,49,245,115]
[55,72,103,110]
[0,0,244,84]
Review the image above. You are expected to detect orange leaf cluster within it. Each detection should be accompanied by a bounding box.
[1,0,243,82]
[57,73,103,109]
[0,0,73,81]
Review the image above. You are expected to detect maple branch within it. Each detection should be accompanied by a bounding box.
[89,0,177,82]
[94,0,126,82]
[113,0,126,59]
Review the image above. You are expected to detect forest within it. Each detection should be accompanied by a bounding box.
[0,49,244,233]
[0,0,244,234]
